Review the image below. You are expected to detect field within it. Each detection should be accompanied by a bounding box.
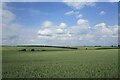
[2,46,119,78]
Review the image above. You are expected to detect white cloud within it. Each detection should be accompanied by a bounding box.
[38,22,71,40]
[2,9,16,23]
[41,21,53,28]
[38,19,91,41]
[77,19,89,26]
[2,9,21,45]
[2,3,19,36]
[112,25,118,34]
[37,19,118,46]
[63,1,95,9]
[59,22,67,28]
[65,10,82,19]
[76,14,83,18]
[65,10,79,15]
[100,11,106,15]
[2,3,39,45]
[94,23,118,46]
[95,23,113,35]
[38,29,52,36]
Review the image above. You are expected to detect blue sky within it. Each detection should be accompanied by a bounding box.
[6,2,118,27]
[2,2,119,46]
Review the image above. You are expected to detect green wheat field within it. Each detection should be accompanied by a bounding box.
[2,46,119,78]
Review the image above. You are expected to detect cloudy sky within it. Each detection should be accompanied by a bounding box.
[1,2,119,46]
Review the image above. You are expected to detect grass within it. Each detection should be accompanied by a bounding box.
[2,46,119,78]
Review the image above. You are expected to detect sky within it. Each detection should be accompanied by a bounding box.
[1,1,120,46]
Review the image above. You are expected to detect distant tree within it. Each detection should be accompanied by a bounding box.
[31,49,35,51]
[20,49,26,51]
[111,45,114,47]
[95,46,101,47]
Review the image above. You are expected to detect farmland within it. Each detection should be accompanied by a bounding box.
[2,46,119,78]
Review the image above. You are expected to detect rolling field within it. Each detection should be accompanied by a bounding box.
[2,46,119,78]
